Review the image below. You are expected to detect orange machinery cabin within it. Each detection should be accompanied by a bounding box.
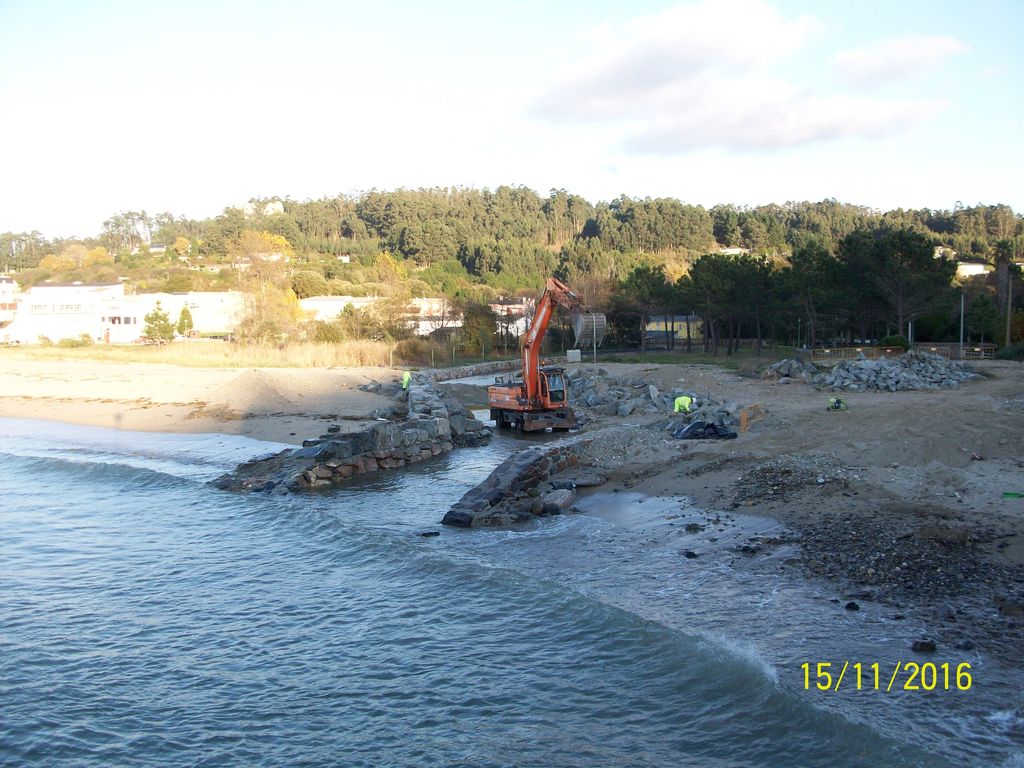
[488,365,576,431]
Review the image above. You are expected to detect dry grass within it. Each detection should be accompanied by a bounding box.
[0,340,397,368]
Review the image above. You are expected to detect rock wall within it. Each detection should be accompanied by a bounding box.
[429,359,523,382]
[442,437,595,528]
[211,376,491,494]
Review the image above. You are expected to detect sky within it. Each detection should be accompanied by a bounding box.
[1,0,1021,239]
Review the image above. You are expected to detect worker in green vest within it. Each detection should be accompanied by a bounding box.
[402,370,412,390]
[674,395,693,413]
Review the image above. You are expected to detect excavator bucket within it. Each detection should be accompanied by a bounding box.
[572,311,607,348]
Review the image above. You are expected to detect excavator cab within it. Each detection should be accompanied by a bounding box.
[540,367,567,406]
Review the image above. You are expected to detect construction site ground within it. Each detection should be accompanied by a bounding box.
[449,359,1024,664]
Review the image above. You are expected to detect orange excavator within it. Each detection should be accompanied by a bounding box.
[488,277,606,432]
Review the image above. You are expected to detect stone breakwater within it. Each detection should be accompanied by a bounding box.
[442,437,599,528]
[211,375,492,494]
[428,359,524,382]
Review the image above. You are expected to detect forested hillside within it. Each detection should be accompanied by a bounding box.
[2,188,1021,349]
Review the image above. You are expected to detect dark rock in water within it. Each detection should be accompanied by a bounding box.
[954,639,974,651]
[844,601,860,611]
[210,475,233,490]
[417,531,441,538]
[684,522,704,533]
[327,425,341,433]
[682,550,699,559]
[911,639,937,653]
[844,590,875,601]
[996,598,1024,617]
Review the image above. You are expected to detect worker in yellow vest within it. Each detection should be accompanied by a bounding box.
[402,370,412,391]
[674,395,693,413]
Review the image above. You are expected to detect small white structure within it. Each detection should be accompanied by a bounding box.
[956,262,992,280]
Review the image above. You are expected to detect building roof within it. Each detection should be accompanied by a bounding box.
[31,281,122,288]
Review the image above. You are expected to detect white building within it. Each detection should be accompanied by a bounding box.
[955,261,992,280]
[298,295,465,336]
[0,282,245,344]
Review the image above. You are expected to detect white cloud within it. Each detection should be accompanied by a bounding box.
[834,35,969,87]
[536,0,817,119]
[622,76,949,151]
[534,0,955,153]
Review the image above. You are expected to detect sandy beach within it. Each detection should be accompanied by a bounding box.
[0,358,404,445]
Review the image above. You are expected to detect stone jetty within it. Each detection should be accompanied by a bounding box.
[442,437,598,528]
[211,372,491,494]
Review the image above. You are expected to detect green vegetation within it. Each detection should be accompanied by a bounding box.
[143,302,176,342]
[1,190,1021,354]
[877,335,910,351]
[995,342,1024,361]
[176,306,194,336]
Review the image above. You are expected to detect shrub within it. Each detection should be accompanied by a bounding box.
[996,342,1024,361]
[394,337,447,367]
[291,270,329,299]
[57,334,95,348]
[308,320,345,344]
[878,335,910,351]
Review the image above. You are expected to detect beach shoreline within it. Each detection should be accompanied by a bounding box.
[0,359,404,445]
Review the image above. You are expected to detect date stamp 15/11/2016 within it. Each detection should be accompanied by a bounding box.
[801,661,973,693]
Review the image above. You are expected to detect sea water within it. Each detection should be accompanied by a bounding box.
[1,417,1021,767]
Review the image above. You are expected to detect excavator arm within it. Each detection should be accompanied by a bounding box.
[521,277,582,402]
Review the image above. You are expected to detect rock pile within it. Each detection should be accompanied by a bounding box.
[568,367,689,416]
[813,352,978,392]
[763,357,818,382]
[565,366,743,427]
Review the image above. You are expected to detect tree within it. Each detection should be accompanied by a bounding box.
[39,253,76,272]
[171,237,191,259]
[872,228,955,333]
[177,306,194,336]
[291,270,329,299]
[784,240,838,348]
[84,246,112,266]
[144,302,176,342]
[460,302,498,355]
[621,264,669,353]
[967,295,999,343]
[230,229,299,344]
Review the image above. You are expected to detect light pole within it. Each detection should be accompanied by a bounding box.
[959,291,965,360]
[1007,268,1015,347]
